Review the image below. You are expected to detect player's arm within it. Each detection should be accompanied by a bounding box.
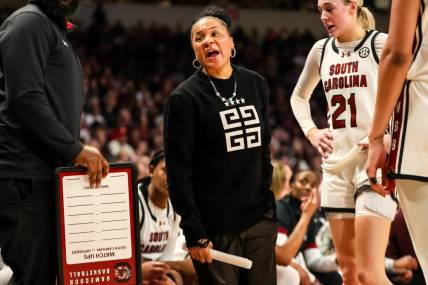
[290,40,323,135]
[303,247,338,272]
[276,219,312,266]
[368,0,419,142]
[290,40,333,158]
[290,262,314,285]
[276,194,318,266]
[141,261,170,283]
[301,211,338,272]
[367,0,419,191]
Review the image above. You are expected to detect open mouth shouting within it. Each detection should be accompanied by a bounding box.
[206,49,220,60]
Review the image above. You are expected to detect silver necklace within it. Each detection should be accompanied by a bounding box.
[207,71,245,107]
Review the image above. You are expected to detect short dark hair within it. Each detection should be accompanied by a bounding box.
[191,6,232,32]
[149,150,164,168]
[291,170,320,187]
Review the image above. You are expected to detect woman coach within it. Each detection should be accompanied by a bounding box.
[163,6,276,285]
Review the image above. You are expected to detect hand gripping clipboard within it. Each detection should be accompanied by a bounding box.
[55,163,141,285]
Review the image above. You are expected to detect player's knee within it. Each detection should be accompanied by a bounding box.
[341,267,358,285]
[336,255,358,284]
[357,261,387,285]
[357,268,377,285]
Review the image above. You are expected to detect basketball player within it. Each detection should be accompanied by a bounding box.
[366,0,428,281]
[291,1,396,284]
[138,150,195,285]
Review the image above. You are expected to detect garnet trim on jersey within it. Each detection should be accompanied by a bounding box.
[388,81,408,177]
[277,226,289,236]
[388,80,428,182]
[386,0,428,182]
[305,242,318,250]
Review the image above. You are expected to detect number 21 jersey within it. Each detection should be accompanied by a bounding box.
[320,30,386,162]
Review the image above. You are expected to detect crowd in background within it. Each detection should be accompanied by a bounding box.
[1,3,424,285]
[95,0,317,9]
[95,0,385,11]
[70,4,327,179]
[0,0,389,32]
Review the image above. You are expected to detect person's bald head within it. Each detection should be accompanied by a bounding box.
[32,0,80,17]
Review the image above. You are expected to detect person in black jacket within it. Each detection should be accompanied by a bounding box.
[163,6,276,285]
[276,170,341,285]
[0,1,109,284]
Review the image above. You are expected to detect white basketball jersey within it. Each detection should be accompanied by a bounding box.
[389,0,428,180]
[407,0,428,82]
[320,30,383,163]
[138,184,180,261]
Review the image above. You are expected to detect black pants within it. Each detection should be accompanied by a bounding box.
[192,213,277,285]
[0,179,57,285]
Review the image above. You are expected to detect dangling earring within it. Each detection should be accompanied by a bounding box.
[193,59,201,69]
[231,48,236,58]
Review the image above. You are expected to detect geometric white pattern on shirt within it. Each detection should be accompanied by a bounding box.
[219,105,261,152]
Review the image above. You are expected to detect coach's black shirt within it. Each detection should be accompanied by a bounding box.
[164,65,273,246]
[0,3,83,180]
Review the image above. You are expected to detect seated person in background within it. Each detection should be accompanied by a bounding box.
[386,209,424,285]
[276,170,341,285]
[271,160,293,201]
[138,150,196,285]
[271,161,300,285]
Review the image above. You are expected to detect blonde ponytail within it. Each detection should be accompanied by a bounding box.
[359,6,376,30]
[349,0,376,29]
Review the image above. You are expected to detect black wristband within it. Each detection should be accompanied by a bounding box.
[196,238,210,248]
[369,177,378,185]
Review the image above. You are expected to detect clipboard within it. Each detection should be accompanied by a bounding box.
[55,163,141,285]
